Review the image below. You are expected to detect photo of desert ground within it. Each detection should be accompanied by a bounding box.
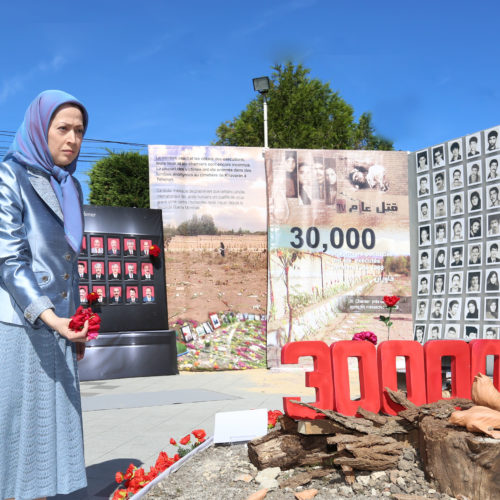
[165,234,268,371]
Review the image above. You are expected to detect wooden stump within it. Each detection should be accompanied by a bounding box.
[419,415,500,500]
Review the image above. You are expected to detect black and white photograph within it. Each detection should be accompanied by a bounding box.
[417,175,430,197]
[418,274,430,295]
[419,225,431,246]
[449,165,464,190]
[433,274,445,294]
[448,139,463,164]
[487,240,499,263]
[415,299,428,320]
[485,268,499,292]
[418,200,431,221]
[450,192,464,215]
[418,249,431,270]
[445,324,460,339]
[414,325,425,343]
[487,213,500,236]
[469,216,482,239]
[487,183,500,208]
[446,298,462,320]
[448,271,463,294]
[486,156,499,181]
[465,298,480,320]
[434,247,447,268]
[485,126,500,153]
[467,161,482,185]
[485,297,499,321]
[434,222,447,244]
[464,326,479,341]
[466,270,481,293]
[449,245,464,267]
[284,151,298,198]
[466,133,481,158]
[468,243,482,266]
[427,324,441,340]
[468,189,482,212]
[416,150,429,172]
[484,326,499,339]
[432,145,445,168]
[434,197,447,218]
[430,299,444,319]
[450,219,464,242]
[433,171,446,194]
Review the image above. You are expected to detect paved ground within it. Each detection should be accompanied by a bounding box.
[52,367,342,499]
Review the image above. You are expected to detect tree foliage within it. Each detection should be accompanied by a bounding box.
[214,62,393,150]
[176,214,218,236]
[88,151,150,208]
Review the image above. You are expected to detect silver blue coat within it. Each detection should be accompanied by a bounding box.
[0,159,82,327]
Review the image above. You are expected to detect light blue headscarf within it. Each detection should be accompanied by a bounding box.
[3,90,89,252]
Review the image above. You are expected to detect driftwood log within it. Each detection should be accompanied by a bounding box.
[247,390,500,499]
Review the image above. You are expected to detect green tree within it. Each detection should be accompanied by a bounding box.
[177,214,218,236]
[88,151,150,207]
[214,62,393,150]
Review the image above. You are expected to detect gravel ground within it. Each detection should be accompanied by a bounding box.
[144,442,458,500]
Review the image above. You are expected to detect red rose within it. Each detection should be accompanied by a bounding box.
[87,292,99,305]
[383,295,400,307]
[149,244,161,257]
[174,453,180,461]
[115,471,124,483]
[170,438,177,446]
[192,429,206,440]
[179,434,191,445]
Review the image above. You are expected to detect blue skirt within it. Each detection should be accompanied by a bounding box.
[0,322,87,498]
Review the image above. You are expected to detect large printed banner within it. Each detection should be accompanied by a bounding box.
[149,146,268,370]
[266,149,412,368]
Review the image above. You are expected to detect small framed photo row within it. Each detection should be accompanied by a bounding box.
[450,219,464,243]
[450,192,464,216]
[415,299,428,320]
[414,324,425,344]
[109,285,123,304]
[209,313,221,329]
[487,213,500,237]
[486,183,500,208]
[80,236,88,256]
[465,297,480,320]
[417,175,430,197]
[448,139,463,164]
[484,297,499,321]
[142,285,155,303]
[124,262,138,281]
[468,243,482,266]
[466,161,482,186]
[418,200,431,222]
[90,236,105,256]
[485,268,500,292]
[91,261,105,281]
[77,261,89,280]
[448,165,464,190]
[416,150,429,172]
[78,285,88,304]
[486,240,500,263]
[141,262,154,280]
[125,286,139,304]
[485,126,500,154]
[431,144,445,169]
[484,325,499,339]
[92,285,106,304]
[464,325,479,341]
[107,236,121,256]
[108,261,122,280]
[448,271,463,294]
[486,156,499,181]
[466,133,481,158]
[124,238,137,257]
[444,324,461,339]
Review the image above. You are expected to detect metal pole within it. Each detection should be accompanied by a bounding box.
[263,94,268,148]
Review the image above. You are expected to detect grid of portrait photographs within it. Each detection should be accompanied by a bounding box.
[413,124,500,343]
[79,234,159,306]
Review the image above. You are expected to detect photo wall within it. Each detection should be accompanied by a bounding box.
[265,148,412,368]
[409,125,500,342]
[81,205,168,332]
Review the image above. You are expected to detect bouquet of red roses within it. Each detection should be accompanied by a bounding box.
[69,306,101,340]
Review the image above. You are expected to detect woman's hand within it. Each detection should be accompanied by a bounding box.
[40,309,89,342]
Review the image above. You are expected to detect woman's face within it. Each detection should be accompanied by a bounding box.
[490,272,498,284]
[48,104,84,167]
[490,301,498,312]
[285,156,296,172]
[471,194,479,206]
[468,302,476,313]
[437,252,445,263]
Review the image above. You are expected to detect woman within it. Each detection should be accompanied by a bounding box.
[486,270,499,291]
[284,151,298,198]
[466,299,479,319]
[470,191,481,211]
[0,90,89,499]
[486,299,498,320]
[435,249,446,268]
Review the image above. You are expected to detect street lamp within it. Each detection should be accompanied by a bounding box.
[252,76,270,148]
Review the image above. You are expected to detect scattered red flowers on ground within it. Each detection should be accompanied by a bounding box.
[268,409,283,429]
[86,291,99,305]
[113,429,207,499]
[352,331,378,345]
[69,306,101,340]
[383,295,400,308]
[149,244,161,257]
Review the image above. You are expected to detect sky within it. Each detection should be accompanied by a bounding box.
[1,0,499,201]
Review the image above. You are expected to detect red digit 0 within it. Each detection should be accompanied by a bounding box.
[469,339,500,390]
